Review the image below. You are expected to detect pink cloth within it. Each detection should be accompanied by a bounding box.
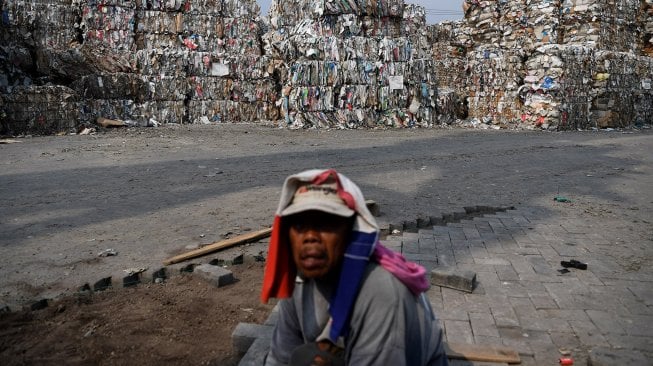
[373,243,430,295]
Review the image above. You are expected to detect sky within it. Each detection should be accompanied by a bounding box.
[255,0,464,25]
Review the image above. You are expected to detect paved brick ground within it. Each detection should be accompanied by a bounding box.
[417,206,653,365]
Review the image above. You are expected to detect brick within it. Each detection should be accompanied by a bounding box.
[469,246,490,260]
[418,237,436,253]
[469,312,499,337]
[491,305,519,328]
[452,247,474,264]
[448,228,466,240]
[444,319,474,344]
[550,243,585,257]
[622,314,653,337]
[382,239,402,253]
[441,286,467,307]
[495,266,519,281]
[402,240,419,254]
[401,232,419,241]
[193,264,234,287]
[476,271,501,287]
[519,316,571,333]
[586,310,626,334]
[435,240,455,267]
[528,293,558,310]
[472,335,503,347]
[237,337,272,366]
[497,239,519,252]
[474,258,510,266]
[588,347,649,366]
[493,281,529,298]
[568,320,610,348]
[549,331,581,350]
[601,333,653,354]
[461,293,491,314]
[232,322,274,354]
[496,326,534,355]
[463,227,481,240]
[418,260,438,272]
[426,287,443,310]
[431,267,476,293]
[402,253,422,262]
[575,270,605,286]
[538,309,589,322]
[526,256,556,276]
[418,229,434,238]
[510,297,537,320]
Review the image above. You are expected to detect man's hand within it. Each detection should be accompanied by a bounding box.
[289,341,345,366]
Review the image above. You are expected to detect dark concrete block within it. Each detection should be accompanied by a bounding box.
[152,268,167,283]
[429,215,445,226]
[30,299,48,311]
[365,200,381,217]
[193,264,234,287]
[403,220,418,232]
[123,273,141,287]
[417,216,432,228]
[238,337,271,366]
[232,322,274,354]
[93,277,112,291]
[431,266,477,293]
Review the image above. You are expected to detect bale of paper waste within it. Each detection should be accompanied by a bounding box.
[2,86,80,136]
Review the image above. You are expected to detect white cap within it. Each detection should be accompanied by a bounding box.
[280,182,355,217]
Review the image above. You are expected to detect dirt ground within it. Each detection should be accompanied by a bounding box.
[0,260,275,366]
[1,124,651,365]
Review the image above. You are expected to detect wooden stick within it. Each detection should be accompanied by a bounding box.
[445,342,521,364]
[96,117,126,128]
[163,227,272,265]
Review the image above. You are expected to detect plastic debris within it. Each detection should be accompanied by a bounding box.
[560,260,588,270]
[123,267,147,276]
[98,249,118,257]
[554,196,572,203]
[559,357,574,365]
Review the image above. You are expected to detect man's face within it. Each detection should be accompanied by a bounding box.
[287,210,352,280]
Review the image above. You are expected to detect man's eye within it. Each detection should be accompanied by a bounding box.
[291,222,308,231]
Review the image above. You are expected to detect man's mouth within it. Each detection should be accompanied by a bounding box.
[299,251,327,270]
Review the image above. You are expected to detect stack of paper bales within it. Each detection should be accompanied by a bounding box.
[430,0,651,130]
[427,21,469,123]
[265,0,438,129]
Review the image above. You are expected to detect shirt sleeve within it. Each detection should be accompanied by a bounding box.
[265,298,304,366]
[345,265,448,366]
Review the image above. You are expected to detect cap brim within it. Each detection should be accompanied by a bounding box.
[280,200,355,218]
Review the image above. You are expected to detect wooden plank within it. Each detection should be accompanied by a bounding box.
[445,342,521,364]
[96,117,127,128]
[163,227,272,265]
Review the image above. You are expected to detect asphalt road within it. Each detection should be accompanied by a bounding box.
[1,125,651,308]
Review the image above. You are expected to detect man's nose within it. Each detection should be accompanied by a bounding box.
[300,226,321,243]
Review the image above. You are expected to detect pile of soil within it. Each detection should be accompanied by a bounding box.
[0,261,275,366]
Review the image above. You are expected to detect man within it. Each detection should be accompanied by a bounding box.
[261,169,448,366]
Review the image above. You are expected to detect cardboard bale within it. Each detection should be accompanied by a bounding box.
[2,85,80,135]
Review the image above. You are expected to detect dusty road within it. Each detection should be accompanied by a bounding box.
[1,125,652,309]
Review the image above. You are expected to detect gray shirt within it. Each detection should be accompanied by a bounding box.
[265,263,448,366]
